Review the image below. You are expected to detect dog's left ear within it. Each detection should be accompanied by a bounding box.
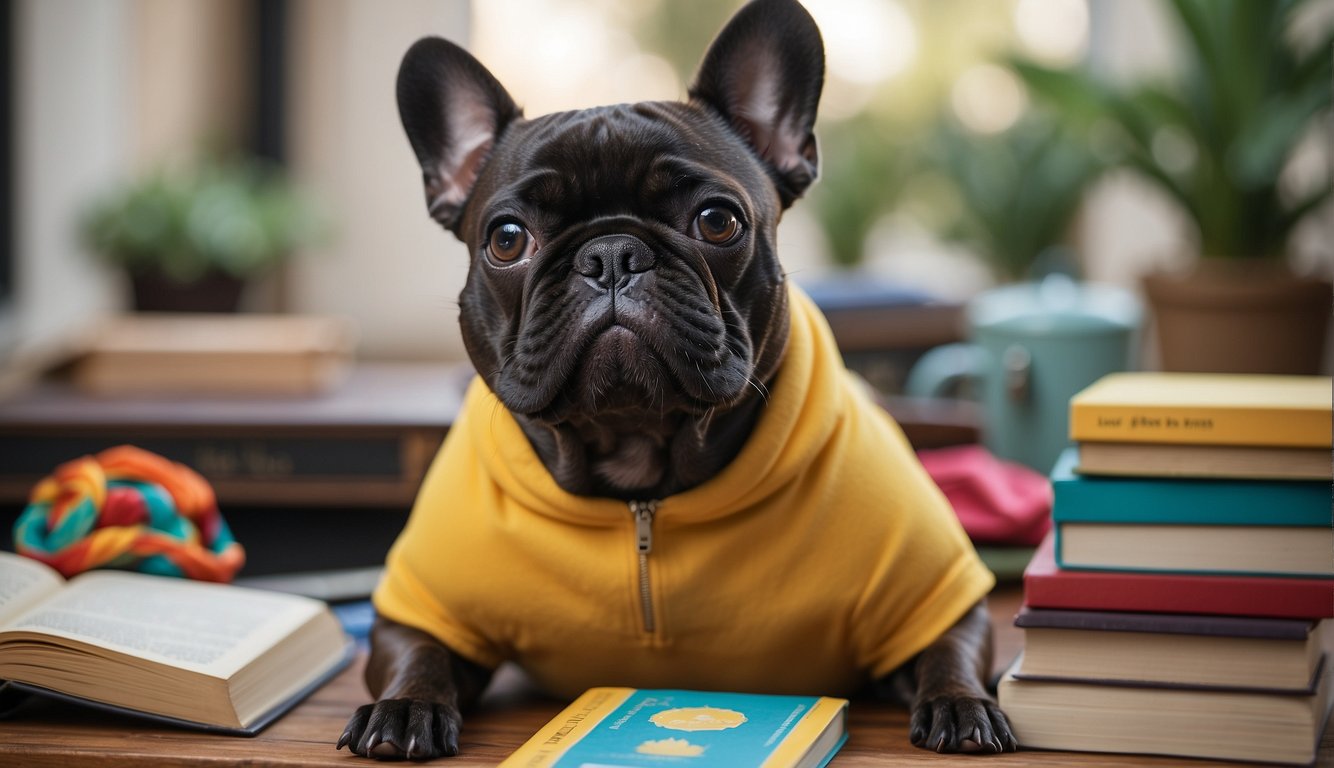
[397,37,522,234]
[690,0,825,208]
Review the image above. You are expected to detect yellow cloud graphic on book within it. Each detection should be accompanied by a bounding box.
[636,738,706,757]
[649,707,748,731]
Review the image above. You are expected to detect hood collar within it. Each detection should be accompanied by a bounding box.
[466,284,846,525]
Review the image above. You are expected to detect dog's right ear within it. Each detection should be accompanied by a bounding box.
[396,38,521,233]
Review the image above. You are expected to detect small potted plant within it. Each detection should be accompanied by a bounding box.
[1014,0,1332,374]
[82,156,325,313]
[925,112,1104,283]
[805,115,919,271]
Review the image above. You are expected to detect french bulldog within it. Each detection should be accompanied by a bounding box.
[339,0,1017,759]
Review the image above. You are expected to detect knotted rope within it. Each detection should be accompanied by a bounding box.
[13,445,244,581]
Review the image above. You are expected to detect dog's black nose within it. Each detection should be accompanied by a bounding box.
[574,234,656,289]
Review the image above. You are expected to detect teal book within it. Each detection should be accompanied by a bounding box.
[1051,449,1334,578]
[1053,449,1329,526]
[499,687,848,768]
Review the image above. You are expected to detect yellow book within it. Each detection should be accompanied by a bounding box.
[1069,373,1332,448]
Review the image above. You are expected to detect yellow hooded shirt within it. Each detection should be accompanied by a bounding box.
[374,286,994,698]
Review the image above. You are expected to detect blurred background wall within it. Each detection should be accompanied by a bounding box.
[286,0,471,359]
[9,0,130,362]
[2,0,1330,370]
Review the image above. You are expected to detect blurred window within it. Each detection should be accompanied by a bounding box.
[254,0,287,164]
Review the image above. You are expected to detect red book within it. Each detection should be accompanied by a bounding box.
[1023,532,1334,619]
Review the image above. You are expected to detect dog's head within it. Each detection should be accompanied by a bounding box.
[397,0,824,495]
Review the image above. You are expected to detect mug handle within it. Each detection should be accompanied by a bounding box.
[1002,344,1032,404]
[905,343,989,399]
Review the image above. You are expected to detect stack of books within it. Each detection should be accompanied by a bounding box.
[998,372,1334,765]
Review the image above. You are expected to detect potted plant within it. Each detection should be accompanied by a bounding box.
[805,115,920,270]
[1014,0,1332,374]
[82,157,325,313]
[925,112,1104,283]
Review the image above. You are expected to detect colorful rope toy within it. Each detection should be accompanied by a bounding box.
[14,445,245,582]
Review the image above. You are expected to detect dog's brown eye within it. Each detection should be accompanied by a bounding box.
[695,207,741,245]
[488,222,531,262]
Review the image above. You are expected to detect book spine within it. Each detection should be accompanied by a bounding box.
[498,688,636,767]
[998,664,1331,766]
[1014,607,1313,639]
[1051,474,1329,526]
[760,698,848,768]
[1053,522,1333,579]
[1069,403,1330,448]
[0,431,445,508]
[1023,568,1334,619]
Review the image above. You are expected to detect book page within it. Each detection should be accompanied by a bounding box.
[1,570,324,678]
[0,551,65,626]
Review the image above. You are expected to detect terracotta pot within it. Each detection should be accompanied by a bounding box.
[1143,262,1332,374]
[130,270,247,313]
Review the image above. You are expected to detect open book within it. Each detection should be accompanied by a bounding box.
[0,550,352,734]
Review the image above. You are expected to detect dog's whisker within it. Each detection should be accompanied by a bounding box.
[745,376,770,404]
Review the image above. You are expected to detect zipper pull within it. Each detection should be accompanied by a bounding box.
[631,500,661,635]
[632,500,657,554]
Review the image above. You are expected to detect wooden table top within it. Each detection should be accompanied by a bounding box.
[1,585,1330,767]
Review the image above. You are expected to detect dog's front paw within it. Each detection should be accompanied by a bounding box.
[338,698,463,760]
[909,694,1018,754]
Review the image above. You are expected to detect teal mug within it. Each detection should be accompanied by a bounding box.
[906,276,1141,473]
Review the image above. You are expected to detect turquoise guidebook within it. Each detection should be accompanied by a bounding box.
[499,687,849,768]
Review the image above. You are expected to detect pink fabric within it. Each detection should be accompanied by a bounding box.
[917,444,1052,546]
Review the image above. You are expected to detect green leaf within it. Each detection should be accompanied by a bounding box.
[1008,60,1108,128]
[79,156,327,279]
[1289,25,1334,93]
[1278,182,1334,242]
[1230,84,1332,189]
[1030,0,1334,261]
